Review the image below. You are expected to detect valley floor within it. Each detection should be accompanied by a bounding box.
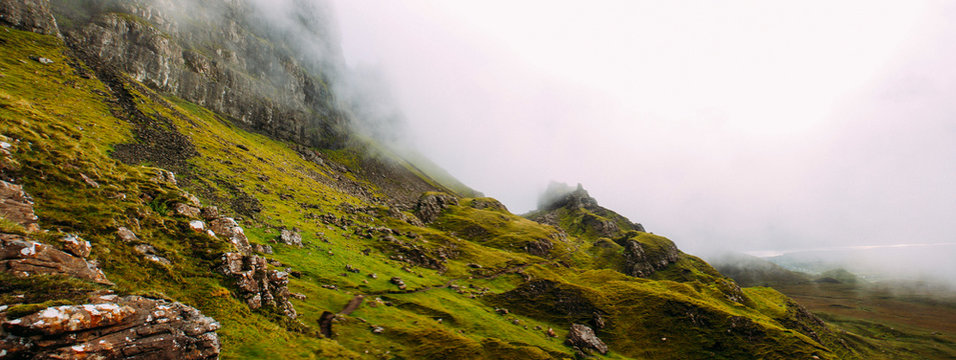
[774,283,956,359]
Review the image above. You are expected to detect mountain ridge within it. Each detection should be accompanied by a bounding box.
[0,1,932,359]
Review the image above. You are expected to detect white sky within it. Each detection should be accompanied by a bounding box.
[328,1,956,258]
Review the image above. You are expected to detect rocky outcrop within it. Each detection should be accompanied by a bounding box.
[0,136,20,181]
[209,217,252,253]
[0,233,112,285]
[414,192,458,224]
[523,238,554,257]
[278,229,303,247]
[175,203,202,218]
[219,252,296,318]
[529,182,646,237]
[0,0,59,36]
[0,160,222,359]
[0,180,40,232]
[539,183,599,211]
[60,234,92,258]
[252,243,273,255]
[580,212,621,238]
[1,294,221,359]
[206,212,297,317]
[565,323,608,355]
[467,198,507,212]
[631,222,646,232]
[619,237,679,278]
[389,277,407,290]
[60,0,349,148]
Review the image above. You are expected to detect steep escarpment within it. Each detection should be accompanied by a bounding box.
[42,0,462,212]
[52,0,348,148]
[0,1,909,359]
[0,0,59,35]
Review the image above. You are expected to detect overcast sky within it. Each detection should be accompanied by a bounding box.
[326,1,956,259]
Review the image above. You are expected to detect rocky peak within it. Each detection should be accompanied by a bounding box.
[531,181,646,236]
[537,182,599,211]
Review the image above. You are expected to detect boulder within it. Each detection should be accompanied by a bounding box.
[200,206,219,220]
[0,180,40,232]
[153,169,178,185]
[175,203,201,218]
[566,323,608,355]
[252,243,273,255]
[209,217,251,253]
[413,192,458,223]
[1,295,221,359]
[116,226,138,242]
[219,252,296,318]
[133,244,171,266]
[390,277,406,290]
[189,220,205,232]
[0,233,112,285]
[278,229,302,247]
[60,234,91,258]
[4,303,135,336]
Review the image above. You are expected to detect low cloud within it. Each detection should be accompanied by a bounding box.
[327,1,956,285]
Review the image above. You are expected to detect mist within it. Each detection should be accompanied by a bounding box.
[324,1,956,284]
[122,0,956,285]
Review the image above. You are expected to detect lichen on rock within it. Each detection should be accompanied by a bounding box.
[1,295,221,359]
[0,233,112,285]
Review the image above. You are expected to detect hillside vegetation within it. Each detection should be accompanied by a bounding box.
[711,254,956,359]
[0,2,940,359]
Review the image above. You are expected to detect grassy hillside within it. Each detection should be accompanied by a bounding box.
[711,254,956,359]
[0,24,930,359]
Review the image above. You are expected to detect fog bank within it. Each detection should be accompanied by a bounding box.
[314,2,956,286]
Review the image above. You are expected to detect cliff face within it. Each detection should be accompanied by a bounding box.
[53,0,349,148]
[0,0,59,35]
[34,0,458,209]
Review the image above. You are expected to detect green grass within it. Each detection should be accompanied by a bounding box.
[0,26,356,359]
[432,201,574,258]
[0,24,918,360]
[772,282,956,359]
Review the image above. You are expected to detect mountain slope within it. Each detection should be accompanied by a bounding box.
[709,252,812,287]
[0,1,917,359]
